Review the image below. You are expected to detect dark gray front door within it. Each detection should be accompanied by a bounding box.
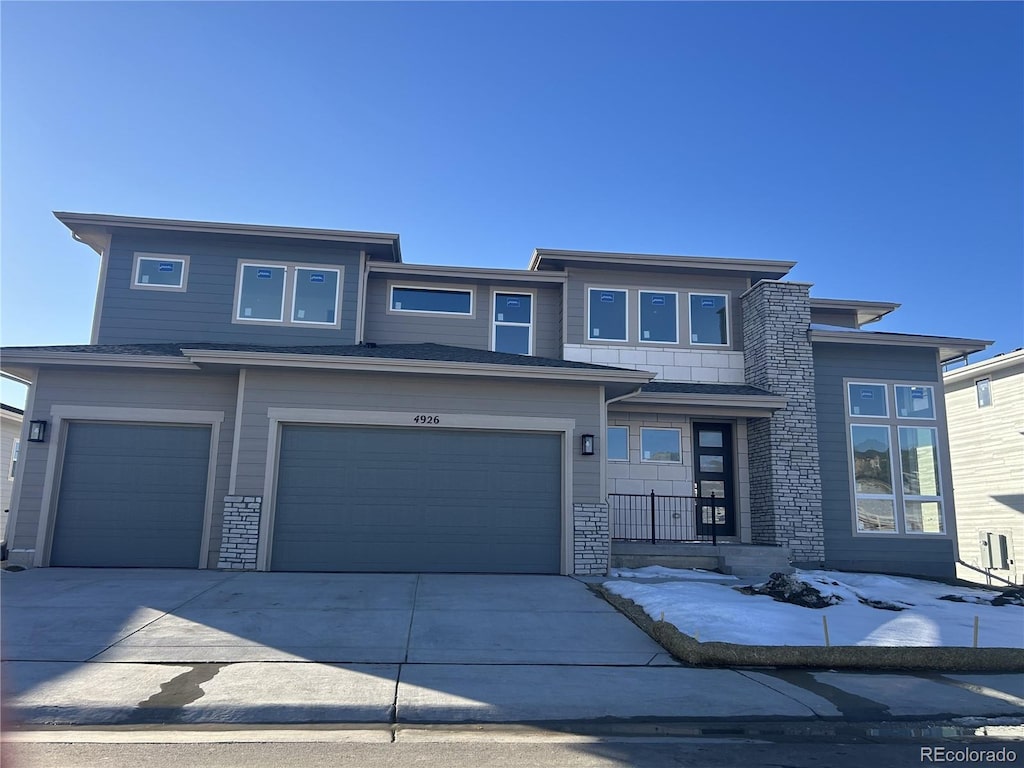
[50,422,211,567]
[693,422,736,537]
[271,425,562,573]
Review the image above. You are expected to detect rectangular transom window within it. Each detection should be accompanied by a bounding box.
[689,293,729,346]
[976,378,993,408]
[606,426,629,461]
[639,291,678,343]
[588,288,627,342]
[640,428,681,463]
[292,268,340,325]
[848,383,888,418]
[238,264,286,321]
[133,254,188,291]
[391,286,473,315]
[895,385,935,419]
[493,292,533,355]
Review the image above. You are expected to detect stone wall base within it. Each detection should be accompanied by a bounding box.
[217,495,261,570]
[574,502,610,576]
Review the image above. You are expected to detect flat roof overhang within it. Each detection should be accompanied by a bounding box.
[810,329,991,363]
[530,248,795,282]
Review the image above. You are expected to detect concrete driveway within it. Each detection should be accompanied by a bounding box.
[3,568,1022,727]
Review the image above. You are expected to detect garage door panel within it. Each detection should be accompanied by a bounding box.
[272,426,562,573]
[50,423,211,568]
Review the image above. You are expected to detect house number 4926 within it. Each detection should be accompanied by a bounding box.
[413,415,440,425]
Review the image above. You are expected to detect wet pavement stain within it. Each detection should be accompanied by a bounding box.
[132,663,227,723]
[749,670,893,721]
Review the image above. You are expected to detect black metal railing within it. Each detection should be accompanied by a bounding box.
[608,491,718,544]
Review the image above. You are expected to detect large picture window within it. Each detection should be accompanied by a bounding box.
[689,293,729,346]
[238,264,286,321]
[639,291,678,344]
[588,288,627,342]
[292,268,340,325]
[640,428,681,463]
[847,381,945,535]
[235,262,342,328]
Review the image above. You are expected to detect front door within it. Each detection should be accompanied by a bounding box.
[692,423,735,537]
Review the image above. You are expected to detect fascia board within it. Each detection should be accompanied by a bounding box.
[0,351,197,370]
[810,330,991,362]
[529,248,796,276]
[181,348,655,384]
[943,349,1024,384]
[626,392,788,411]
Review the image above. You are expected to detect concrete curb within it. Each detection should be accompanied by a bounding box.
[595,585,1024,672]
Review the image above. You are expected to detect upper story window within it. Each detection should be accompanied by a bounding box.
[976,378,993,408]
[9,439,19,480]
[588,288,627,342]
[847,381,944,536]
[235,262,342,328]
[390,286,473,316]
[492,292,533,355]
[132,253,189,292]
[639,291,678,344]
[689,293,729,346]
[606,426,629,461]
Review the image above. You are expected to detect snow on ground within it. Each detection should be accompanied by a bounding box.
[609,566,738,580]
[604,569,1024,648]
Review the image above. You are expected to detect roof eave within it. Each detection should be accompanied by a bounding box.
[809,329,992,363]
[943,348,1024,384]
[529,248,796,278]
[0,351,197,371]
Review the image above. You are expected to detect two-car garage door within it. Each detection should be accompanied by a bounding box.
[270,425,563,574]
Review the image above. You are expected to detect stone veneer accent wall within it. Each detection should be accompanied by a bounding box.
[217,495,261,570]
[741,281,824,564]
[574,502,610,575]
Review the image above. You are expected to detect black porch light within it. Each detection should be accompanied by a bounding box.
[28,420,48,443]
[581,434,595,456]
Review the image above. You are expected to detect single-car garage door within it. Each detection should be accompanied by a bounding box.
[271,425,562,573]
[50,422,211,568]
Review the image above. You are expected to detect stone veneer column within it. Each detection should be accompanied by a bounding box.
[573,502,610,575]
[217,495,261,569]
[741,281,824,565]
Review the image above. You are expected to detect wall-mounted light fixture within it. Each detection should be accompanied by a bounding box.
[28,420,48,443]
[581,434,595,456]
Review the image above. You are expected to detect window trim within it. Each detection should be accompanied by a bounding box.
[290,266,342,327]
[638,290,679,345]
[687,292,731,347]
[606,425,629,462]
[131,253,189,292]
[388,283,475,318]
[639,427,682,464]
[587,287,629,343]
[844,379,949,538]
[232,261,344,329]
[847,381,890,419]
[894,384,937,421]
[975,377,993,408]
[490,289,535,355]
[849,423,899,535]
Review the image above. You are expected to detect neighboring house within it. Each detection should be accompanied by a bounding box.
[1,403,24,552]
[0,212,989,579]
[944,349,1024,586]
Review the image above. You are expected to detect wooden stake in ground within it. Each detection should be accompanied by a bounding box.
[822,615,831,647]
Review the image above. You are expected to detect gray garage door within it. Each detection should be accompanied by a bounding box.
[272,425,562,573]
[50,422,211,568]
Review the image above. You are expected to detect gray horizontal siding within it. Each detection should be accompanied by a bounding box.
[564,267,749,349]
[11,368,237,567]
[97,231,361,346]
[363,277,562,358]
[235,369,601,503]
[813,342,955,578]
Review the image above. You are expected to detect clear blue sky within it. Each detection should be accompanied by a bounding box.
[2,2,1022,407]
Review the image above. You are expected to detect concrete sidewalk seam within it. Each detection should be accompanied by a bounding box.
[734,670,829,720]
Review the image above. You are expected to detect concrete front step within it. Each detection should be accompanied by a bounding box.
[611,541,792,580]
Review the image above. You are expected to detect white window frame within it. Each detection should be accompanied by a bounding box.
[894,384,936,420]
[291,267,342,326]
[587,287,629,343]
[233,261,343,329]
[490,289,534,355]
[131,253,189,292]
[606,426,629,462]
[845,380,949,537]
[847,382,890,419]
[8,438,19,480]
[638,290,679,344]
[976,378,993,408]
[388,283,475,317]
[849,423,899,535]
[640,427,682,464]
[687,292,730,347]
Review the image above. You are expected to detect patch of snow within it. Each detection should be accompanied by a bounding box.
[609,566,738,581]
[604,569,1023,648]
